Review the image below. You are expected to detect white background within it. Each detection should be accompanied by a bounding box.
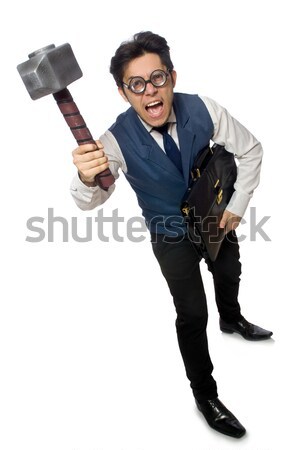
[1,0,297,449]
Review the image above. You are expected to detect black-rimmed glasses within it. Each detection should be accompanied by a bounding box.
[122,69,170,94]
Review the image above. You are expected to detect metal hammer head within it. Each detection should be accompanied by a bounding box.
[17,43,83,100]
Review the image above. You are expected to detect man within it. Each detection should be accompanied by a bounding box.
[70,31,272,438]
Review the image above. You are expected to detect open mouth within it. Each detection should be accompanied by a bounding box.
[145,100,164,117]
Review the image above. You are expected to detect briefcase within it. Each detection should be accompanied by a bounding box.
[181,143,237,261]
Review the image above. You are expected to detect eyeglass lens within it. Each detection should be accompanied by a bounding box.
[129,70,168,93]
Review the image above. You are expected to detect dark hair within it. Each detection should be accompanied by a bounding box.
[110,31,174,87]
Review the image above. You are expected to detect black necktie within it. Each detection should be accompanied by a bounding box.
[154,124,183,173]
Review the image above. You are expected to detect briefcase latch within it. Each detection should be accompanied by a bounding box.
[191,168,201,180]
[181,199,190,216]
[181,205,190,216]
[214,179,223,205]
[217,189,223,204]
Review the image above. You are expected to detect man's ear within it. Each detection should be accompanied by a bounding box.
[171,70,177,88]
[118,86,129,102]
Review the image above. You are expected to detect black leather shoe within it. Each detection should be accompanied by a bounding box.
[195,398,246,438]
[220,317,273,341]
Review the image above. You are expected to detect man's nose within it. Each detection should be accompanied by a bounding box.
[144,80,158,95]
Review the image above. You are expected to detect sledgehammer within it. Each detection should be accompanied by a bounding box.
[17,43,115,191]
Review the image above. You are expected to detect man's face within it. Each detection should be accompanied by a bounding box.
[118,53,177,128]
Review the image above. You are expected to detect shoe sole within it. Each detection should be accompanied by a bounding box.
[220,327,273,341]
[207,421,246,438]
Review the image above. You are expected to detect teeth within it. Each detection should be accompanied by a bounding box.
[147,101,161,107]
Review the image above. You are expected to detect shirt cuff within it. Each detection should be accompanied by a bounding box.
[70,172,115,210]
[71,172,100,193]
[226,190,251,218]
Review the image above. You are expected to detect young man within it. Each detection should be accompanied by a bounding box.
[70,31,272,438]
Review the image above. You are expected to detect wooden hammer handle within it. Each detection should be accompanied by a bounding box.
[53,88,115,191]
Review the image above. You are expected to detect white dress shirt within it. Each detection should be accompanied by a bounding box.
[70,96,263,218]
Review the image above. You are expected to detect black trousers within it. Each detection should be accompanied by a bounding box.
[151,231,242,402]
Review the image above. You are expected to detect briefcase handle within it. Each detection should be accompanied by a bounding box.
[191,144,214,180]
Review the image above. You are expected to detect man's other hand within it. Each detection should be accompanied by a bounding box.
[219,210,242,234]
